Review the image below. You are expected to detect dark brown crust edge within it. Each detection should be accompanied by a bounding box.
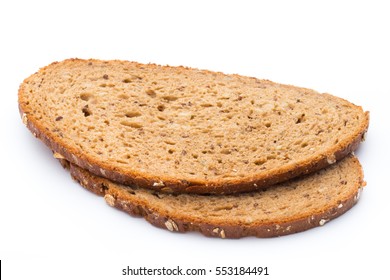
[18,58,370,195]
[64,159,364,239]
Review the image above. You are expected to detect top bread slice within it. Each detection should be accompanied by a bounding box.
[18,58,369,194]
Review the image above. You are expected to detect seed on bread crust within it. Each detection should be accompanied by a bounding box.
[22,113,28,125]
[327,154,337,165]
[361,131,367,142]
[319,219,329,226]
[212,227,226,238]
[153,181,165,187]
[354,188,362,201]
[104,194,115,207]
[164,219,178,232]
[53,152,65,159]
[71,154,79,165]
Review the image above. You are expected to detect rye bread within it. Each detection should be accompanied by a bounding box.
[18,58,369,194]
[63,155,365,238]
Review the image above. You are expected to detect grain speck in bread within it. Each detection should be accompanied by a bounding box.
[18,59,369,194]
[65,155,365,238]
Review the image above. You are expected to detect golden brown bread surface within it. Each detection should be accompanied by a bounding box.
[65,155,365,238]
[18,59,369,194]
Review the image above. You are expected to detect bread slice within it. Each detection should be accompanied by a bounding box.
[63,155,365,238]
[19,58,369,194]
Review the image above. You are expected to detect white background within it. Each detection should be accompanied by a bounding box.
[0,0,389,279]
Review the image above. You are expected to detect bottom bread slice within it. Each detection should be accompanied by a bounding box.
[64,155,365,238]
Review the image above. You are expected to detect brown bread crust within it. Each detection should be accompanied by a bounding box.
[19,59,369,194]
[63,156,365,238]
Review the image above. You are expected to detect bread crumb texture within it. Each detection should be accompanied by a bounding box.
[19,59,368,193]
